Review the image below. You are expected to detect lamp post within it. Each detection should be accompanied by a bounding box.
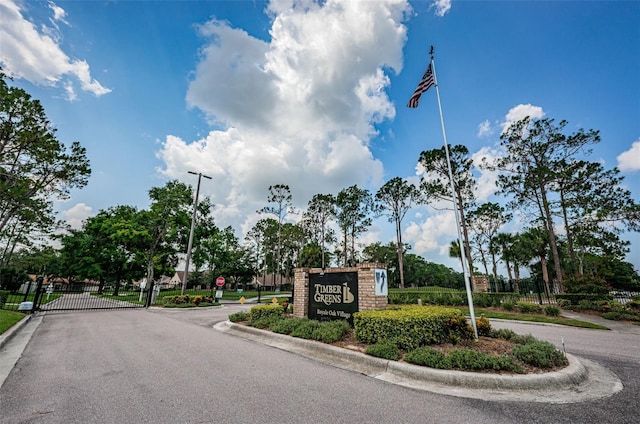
[181,171,212,295]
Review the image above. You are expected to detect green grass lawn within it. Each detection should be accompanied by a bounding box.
[0,309,27,335]
[459,307,609,330]
[92,292,146,305]
[156,289,289,301]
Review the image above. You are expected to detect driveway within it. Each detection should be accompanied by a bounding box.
[1,306,638,423]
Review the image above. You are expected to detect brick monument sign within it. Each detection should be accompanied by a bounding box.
[293,263,388,324]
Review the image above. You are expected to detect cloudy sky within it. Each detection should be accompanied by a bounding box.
[1,0,639,272]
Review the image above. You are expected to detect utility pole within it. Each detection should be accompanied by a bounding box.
[181,171,212,295]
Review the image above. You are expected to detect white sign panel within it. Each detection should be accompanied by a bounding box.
[374,269,388,296]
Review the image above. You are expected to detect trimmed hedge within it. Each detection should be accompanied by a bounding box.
[249,304,284,321]
[388,291,522,308]
[353,306,473,350]
[228,311,250,322]
[555,293,613,305]
[517,302,542,314]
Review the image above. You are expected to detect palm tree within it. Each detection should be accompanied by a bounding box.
[449,240,464,273]
[520,227,553,299]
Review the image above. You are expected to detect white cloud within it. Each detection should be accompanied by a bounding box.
[500,103,545,134]
[617,139,640,172]
[62,203,93,229]
[471,145,502,201]
[159,0,410,233]
[477,119,492,138]
[430,0,452,17]
[48,1,68,24]
[404,210,457,255]
[0,0,110,99]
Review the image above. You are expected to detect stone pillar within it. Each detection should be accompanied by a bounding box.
[293,268,310,319]
[472,275,490,292]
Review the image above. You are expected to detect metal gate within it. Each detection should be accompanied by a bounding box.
[31,279,150,312]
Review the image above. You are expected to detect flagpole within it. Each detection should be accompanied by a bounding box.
[429,47,478,339]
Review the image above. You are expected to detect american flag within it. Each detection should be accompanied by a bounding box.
[407,63,434,108]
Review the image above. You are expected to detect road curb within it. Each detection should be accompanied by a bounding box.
[215,320,622,403]
[0,314,31,350]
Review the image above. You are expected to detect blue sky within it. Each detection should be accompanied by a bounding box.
[1,0,639,273]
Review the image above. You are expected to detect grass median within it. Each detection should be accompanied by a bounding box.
[0,310,27,335]
[458,307,609,330]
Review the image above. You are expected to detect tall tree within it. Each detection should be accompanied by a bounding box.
[492,232,515,284]
[302,193,336,269]
[375,177,423,289]
[418,145,476,284]
[246,218,279,286]
[259,184,292,289]
[519,227,553,298]
[189,198,219,280]
[490,117,601,292]
[334,185,375,266]
[361,241,399,285]
[467,202,511,290]
[59,205,147,295]
[0,74,90,255]
[141,181,193,287]
[555,159,640,277]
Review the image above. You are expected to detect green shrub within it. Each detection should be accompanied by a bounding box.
[447,348,489,370]
[162,302,195,308]
[512,341,568,368]
[473,293,494,308]
[502,301,515,311]
[517,302,542,314]
[475,315,492,336]
[250,304,284,321]
[602,311,640,322]
[447,349,522,373]
[354,306,473,350]
[0,290,9,308]
[544,305,561,316]
[489,328,517,341]
[248,316,283,329]
[404,347,451,369]
[270,317,306,334]
[564,276,610,294]
[557,299,571,308]
[388,292,421,305]
[578,299,595,310]
[163,295,189,305]
[228,311,250,323]
[556,293,614,306]
[627,300,640,310]
[365,341,401,361]
[489,328,537,345]
[312,320,351,343]
[290,319,321,339]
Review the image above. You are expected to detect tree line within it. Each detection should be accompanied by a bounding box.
[1,73,638,293]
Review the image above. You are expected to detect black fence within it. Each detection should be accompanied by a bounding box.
[0,279,149,312]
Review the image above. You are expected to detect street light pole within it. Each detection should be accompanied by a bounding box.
[181,171,212,295]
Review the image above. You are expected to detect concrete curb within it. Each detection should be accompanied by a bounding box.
[0,314,31,350]
[215,320,622,403]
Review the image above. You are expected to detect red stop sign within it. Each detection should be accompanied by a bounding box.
[216,276,225,287]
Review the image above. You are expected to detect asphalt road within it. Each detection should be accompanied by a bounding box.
[1,306,638,424]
